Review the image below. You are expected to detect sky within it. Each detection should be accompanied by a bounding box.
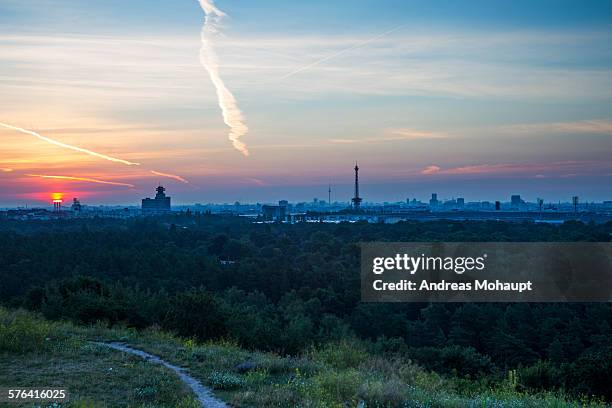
[0,0,611,206]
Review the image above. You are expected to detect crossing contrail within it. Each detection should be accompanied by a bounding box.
[279,25,404,80]
[197,0,249,157]
[25,174,135,187]
[0,122,140,166]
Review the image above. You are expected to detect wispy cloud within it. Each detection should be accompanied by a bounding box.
[388,129,448,140]
[197,0,250,156]
[279,25,404,80]
[245,177,266,186]
[0,122,140,166]
[420,165,441,174]
[25,174,135,187]
[331,129,447,144]
[495,119,612,135]
[420,161,612,177]
[150,170,189,184]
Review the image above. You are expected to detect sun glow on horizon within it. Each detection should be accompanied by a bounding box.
[51,192,64,203]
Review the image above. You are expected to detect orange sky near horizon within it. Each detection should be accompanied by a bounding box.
[1,1,611,204]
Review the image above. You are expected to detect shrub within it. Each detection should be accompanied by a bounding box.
[563,346,612,401]
[0,308,53,353]
[357,379,411,407]
[518,361,562,392]
[408,345,494,378]
[312,369,361,404]
[164,289,227,341]
[312,340,369,370]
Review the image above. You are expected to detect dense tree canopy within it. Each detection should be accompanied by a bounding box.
[1,215,611,399]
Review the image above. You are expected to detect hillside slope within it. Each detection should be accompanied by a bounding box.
[0,308,607,408]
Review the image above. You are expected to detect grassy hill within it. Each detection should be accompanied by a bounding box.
[0,308,607,408]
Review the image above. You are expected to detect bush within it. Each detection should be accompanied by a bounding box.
[164,289,227,341]
[0,308,53,353]
[408,345,494,378]
[518,361,562,392]
[312,340,369,370]
[563,346,612,401]
[311,369,361,404]
[357,379,411,407]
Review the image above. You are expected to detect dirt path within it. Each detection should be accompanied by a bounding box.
[96,342,228,408]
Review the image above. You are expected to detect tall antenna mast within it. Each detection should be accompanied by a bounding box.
[351,162,362,210]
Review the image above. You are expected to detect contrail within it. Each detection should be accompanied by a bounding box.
[150,170,190,184]
[25,174,135,187]
[197,0,249,157]
[1,122,190,185]
[0,122,140,166]
[279,25,404,80]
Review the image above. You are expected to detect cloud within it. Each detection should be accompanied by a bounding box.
[197,0,250,156]
[420,165,441,174]
[0,122,140,166]
[419,161,612,177]
[495,119,612,135]
[150,170,189,184]
[245,177,266,186]
[25,174,135,187]
[279,25,404,80]
[331,129,446,144]
[388,129,448,140]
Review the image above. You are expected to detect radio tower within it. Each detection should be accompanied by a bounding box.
[351,162,362,210]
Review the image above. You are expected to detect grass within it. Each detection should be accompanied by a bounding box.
[0,309,198,407]
[1,308,609,408]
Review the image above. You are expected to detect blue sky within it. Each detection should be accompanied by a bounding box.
[0,0,611,205]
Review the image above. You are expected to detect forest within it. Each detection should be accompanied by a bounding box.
[0,214,611,401]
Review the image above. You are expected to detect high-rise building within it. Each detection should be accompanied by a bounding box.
[71,198,82,213]
[511,195,523,209]
[351,163,363,209]
[262,204,286,221]
[429,193,439,208]
[572,196,579,213]
[142,185,171,214]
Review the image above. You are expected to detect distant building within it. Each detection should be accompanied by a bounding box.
[142,185,171,214]
[53,198,62,212]
[511,195,524,209]
[262,204,286,221]
[572,196,579,213]
[71,198,82,213]
[456,197,465,208]
[429,193,439,209]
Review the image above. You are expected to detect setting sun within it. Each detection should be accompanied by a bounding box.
[51,192,63,203]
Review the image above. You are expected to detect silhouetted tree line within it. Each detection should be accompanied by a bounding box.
[0,215,611,399]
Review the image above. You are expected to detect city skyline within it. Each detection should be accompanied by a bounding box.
[1,0,612,205]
